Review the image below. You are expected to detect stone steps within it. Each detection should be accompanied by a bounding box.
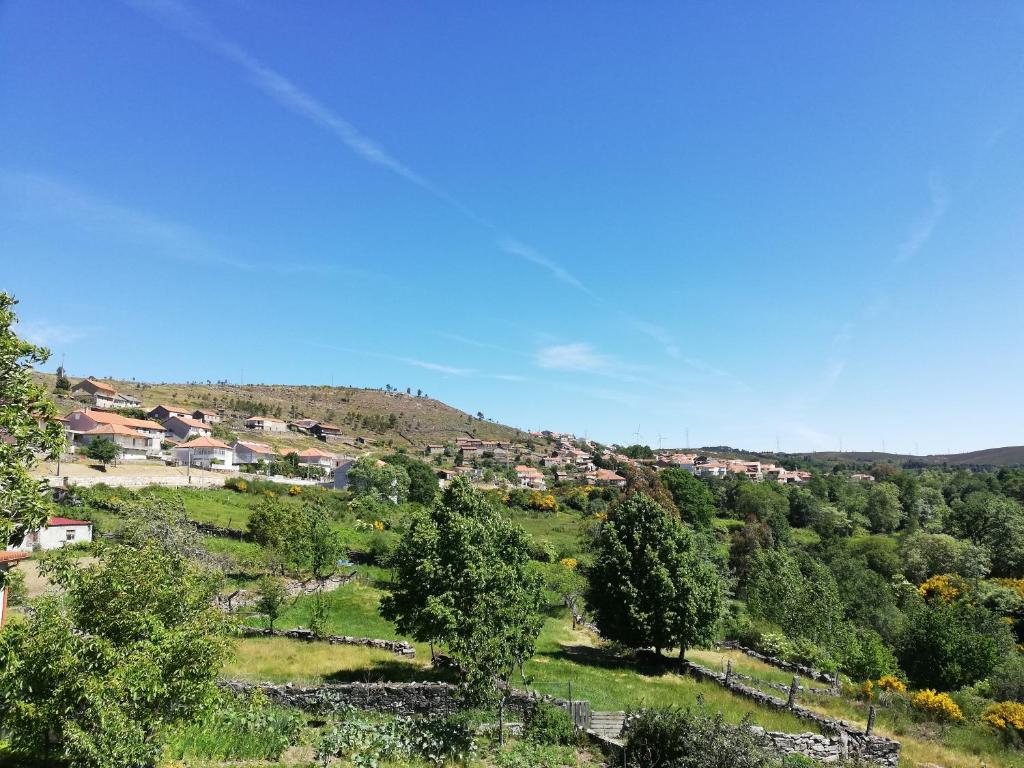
[589,711,625,739]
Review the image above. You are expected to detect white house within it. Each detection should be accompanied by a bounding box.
[232,440,279,465]
[11,516,94,552]
[65,409,165,456]
[70,378,119,409]
[331,458,358,490]
[79,423,151,460]
[192,409,221,424]
[0,550,28,628]
[244,416,288,433]
[174,436,234,470]
[163,415,213,441]
[296,446,338,470]
[514,465,547,490]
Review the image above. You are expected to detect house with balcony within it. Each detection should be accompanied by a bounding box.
[174,436,234,470]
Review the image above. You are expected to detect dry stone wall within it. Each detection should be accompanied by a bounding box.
[238,626,414,656]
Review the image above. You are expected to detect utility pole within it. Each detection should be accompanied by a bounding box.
[685,427,690,451]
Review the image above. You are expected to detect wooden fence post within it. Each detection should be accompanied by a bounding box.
[866,705,876,736]
[725,659,733,685]
[787,676,799,708]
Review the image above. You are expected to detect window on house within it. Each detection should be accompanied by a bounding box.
[66,530,75,541]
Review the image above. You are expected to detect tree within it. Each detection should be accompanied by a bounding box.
[586,493,726,659]
[348,456,410,503]
[899,592,1014,690]
[864,481,903,532]
[380,477,544,702]
[384,453,439,505]
[54,364,70,393]
[660,468,715,528]
[947,492,1024,577]
[0,543,230,767]
[0,293,65,559]
[733,483,790,544]
[83,436,120,468]
[256,575,288,630]
[304,500,343,582]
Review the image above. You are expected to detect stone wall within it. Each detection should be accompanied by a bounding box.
[238,626,414,657]
[217,572,357,610]
[681,661,900,767]
[219,680,551,719]
[721,640,837,686]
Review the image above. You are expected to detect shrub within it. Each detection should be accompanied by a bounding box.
[989,654,1024,703]
[782,755,817,768]
[756,632,794,660]
[315,711,475,768]
[918,574,963,602]
[626,706,775,768]
[4,569,26,606]
[164,691,302,761]
[525,702,574,746]
[288,485,303,496]
[876,675,906,694]
[983,701,1024,742]
[495,741,578,767]
[225,477,248,493]
[911,689,964,723]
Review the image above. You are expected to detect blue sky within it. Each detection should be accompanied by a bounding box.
[3,1,1023,453]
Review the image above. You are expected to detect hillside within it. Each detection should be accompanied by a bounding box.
[781,447,1024,470]
[34,373,537,453]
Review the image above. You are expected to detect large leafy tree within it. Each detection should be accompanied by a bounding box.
[898,589,1015,690]
[864,481,904,532]
[383,453,439,505]
[0,292,65,560]
[586,493,726,658]
[0,543,231,767]
[380,477,543,702]
[348,456,410,503]
[82,436,119,468]
[660,468,715,528]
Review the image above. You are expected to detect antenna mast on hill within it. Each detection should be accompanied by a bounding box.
[633,425,642,444]
[657,431,665,451]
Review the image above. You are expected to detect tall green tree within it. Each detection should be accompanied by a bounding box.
[660,468,715,528]
[0,543,230,767]
[380,477,543,702]
[348,456,410,503]
[384,453,439,505]
[864,481,903,532]
[0,292,65,560]
[586,493,727,658]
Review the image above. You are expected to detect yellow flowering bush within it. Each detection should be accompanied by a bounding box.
[529,492,558,512]
[983,701,1024,733]
[876,675,906,694]
[288,485,303,496]
[918,574,962,603]
[373,520,385,531]
[593,511,608,522]
[559,557,578,570]
[996,578,1024,601]
[858,680,875,701]
[911,689,963,722]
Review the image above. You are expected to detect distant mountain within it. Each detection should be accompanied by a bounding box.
[781,447,1024,470]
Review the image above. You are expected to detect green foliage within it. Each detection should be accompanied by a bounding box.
[380,477,544,702]
[494,741,580,768]
[864,482,903,532]
[899,592,1015,691]
[164,691,303,761]
[3,568,26,606]
[0,292,65,554]
[621,444,655,459]
[734,483,790,545]
[948,492,1024,577]
[315,709,476,767]
[383,453,438,505]
[901,530,992,583]
[988,654,1024,704]
[625,705,776,768]
[0,543,231,767]
[256,575,288,630]
[349,456,411,503]
[82,437,120,467]
[524,701,575,746]
[660,468,716,528]
[586,493,727,657]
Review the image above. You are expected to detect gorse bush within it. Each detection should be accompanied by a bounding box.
[983,700,1024,744]
[625,705,775,768]
[911,689,964,723]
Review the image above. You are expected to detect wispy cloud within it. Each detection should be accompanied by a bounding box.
[895,173,950,265]
[535,343,614,373]
[124,0,591,293]
[18,320,87,348]
[497,238,594,296]
[625,316,680,358]
[395,357,476,376]
[1,171,369,277]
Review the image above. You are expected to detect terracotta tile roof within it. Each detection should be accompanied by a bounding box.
[0,551,29,564]
[71,409,164,432]
[177,436,231,449]
[48,516,91,527]
[594,469,625,481]
[297,447,335,459]
[76,378,116,394]
[234,440,277,455]
[245,416,285,423]
[82,423,146,438]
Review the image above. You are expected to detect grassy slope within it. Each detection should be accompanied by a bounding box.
[35,372,536,452]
